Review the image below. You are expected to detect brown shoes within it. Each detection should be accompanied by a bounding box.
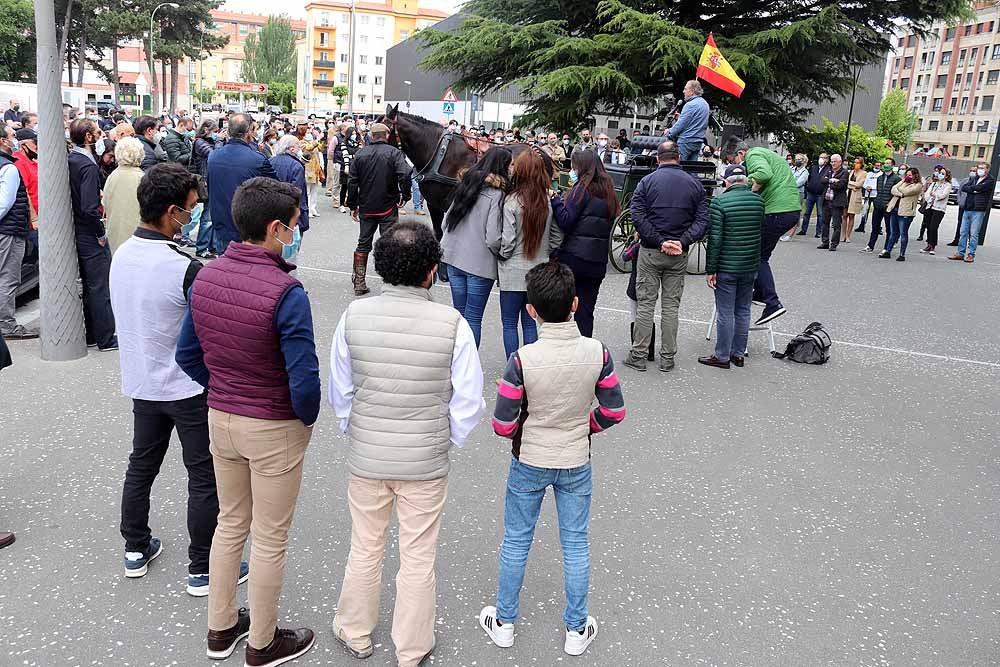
[697,355,731,369]
[947,253,965,261]
[0,531,14,549]
[729,356,745,368]
[964,255,975,263]
[245,627,316,667]
[352,251,370,296]
[207,608,250,660]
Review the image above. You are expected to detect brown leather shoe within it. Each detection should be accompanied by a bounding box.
[697,355,731,369]
[729,356,745,368]
[0,531,14,549]
[964,255,975,263]
[246,627,315,667]
[207,608,250,660]
[947,253,965,260]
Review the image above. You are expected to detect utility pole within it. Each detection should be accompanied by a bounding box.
[347,0,357,114]
[34,0,87,360]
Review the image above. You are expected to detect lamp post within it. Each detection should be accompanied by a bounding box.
[403,80,411,111]
[903,100,920,162]
[148,2,179,113]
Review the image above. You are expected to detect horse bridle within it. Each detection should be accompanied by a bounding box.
[381,115,461,188]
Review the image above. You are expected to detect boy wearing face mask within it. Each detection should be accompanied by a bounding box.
[176,177,320,667]
[800,153,830,237]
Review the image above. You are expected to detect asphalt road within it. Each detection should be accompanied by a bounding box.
[2,196,999,667]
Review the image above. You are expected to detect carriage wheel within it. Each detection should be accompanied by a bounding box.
[608,210,634,274]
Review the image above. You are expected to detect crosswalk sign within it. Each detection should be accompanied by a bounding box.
[443,101,455,114]
[442,87,458,103]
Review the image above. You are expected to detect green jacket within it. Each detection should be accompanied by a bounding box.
[744,147,801,215]
[706,184,763,275]
[162,128,193,167]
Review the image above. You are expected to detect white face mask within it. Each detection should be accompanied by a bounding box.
[818,158,827,166]
[977,168,987,177]
[156,130,167,143]
[598,139,608,147]
[95,138,106,156]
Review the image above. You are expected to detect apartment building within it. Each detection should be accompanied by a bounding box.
[888,3,1000,160]
[299,0,450,114]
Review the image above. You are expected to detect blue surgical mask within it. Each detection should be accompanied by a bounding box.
[274,222,301,261]
[10,138,19,152]
[211,133,220,141]
[569,169,578,184]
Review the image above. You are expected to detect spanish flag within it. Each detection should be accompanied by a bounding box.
[696,33,745,98]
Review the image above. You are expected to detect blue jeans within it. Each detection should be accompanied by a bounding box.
[499,290,537,360]
[676,140,703,162]
[411,176,423,211]
[496,457,592,631]
[714,270,757,359]
[447,265,493,347]
[884,211,913,254]
[753,212,796,310]
[800,192,824,235]
[959,210,986,256]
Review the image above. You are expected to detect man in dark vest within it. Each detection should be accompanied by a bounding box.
[0,125,35,340]
[176,177,320,667]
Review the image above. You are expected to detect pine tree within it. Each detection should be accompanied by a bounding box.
[242,16,298,85]
[418,0,969,136]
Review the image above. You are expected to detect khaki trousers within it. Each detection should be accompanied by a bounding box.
[631,248,688,361]
[206,409,311,650]
[334,474,449,667]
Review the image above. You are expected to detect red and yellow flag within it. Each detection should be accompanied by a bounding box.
[696,33,745,98]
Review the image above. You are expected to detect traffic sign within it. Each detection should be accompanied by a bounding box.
[443,101,455,115]
[442,87,458,103]
[216,81,269,94]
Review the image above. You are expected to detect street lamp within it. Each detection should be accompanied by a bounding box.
[904,99,921,161]
[149,2,179,113]
[403,80,411,110]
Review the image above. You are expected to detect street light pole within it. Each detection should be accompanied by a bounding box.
[403,80,411,111]
[903,101,920,162]
[347,0,357,114]
[148,2,179,114]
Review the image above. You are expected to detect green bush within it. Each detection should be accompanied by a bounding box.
[788,118,892,168]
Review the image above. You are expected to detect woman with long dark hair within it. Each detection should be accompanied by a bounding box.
[189,119,220,258]
[488,148,558,358]
[440,147,511,346]
[551,149,620,336]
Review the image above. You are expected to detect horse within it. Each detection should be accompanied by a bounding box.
[380,104,555,241]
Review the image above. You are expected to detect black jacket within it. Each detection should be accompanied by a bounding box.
[961,173,996,211]
[191,137,216,176]
[162,128,193,167]
[805,164,830,195]
[630,163,710,250]
[138,136,165,172]
[552,189,613,265]
[873,172,901,209]
[822,166,849,208]
[346,140,412,216]
[0,151,29,238]
[67,149,105,237]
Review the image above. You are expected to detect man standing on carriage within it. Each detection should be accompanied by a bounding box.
[666,80,711,162]
[346,122,412,296]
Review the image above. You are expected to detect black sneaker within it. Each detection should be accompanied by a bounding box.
[99,336,119,351]
[245,628,316,667]
[754,305,786,326]
[896,255,906,262]
[816,244,829,250]
[196,250,218,259]
[877,251,891,259]
[207,608,251,660]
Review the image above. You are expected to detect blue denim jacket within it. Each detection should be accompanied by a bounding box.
[667,95,710,144]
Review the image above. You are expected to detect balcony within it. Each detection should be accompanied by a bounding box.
[314,59,337,69]
[313,79,337,88]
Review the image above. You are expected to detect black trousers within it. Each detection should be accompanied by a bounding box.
[76,232,116,348]
[120,392,218,574]
[924,208,945,246]
[355,210,399,253]
[572,273,604,338]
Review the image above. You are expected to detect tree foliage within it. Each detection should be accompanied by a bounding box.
[876,88,914,149]
[332,85,349,110]
[0,0,35,81]
[242,16,297,85]
[788,118,891,167]
[266,81,297,111]
[418,0,968,136]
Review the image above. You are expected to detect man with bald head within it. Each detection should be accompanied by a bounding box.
[819,153,849,252]
[207,112,277,253]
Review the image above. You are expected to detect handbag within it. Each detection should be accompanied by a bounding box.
[918,198,928,214]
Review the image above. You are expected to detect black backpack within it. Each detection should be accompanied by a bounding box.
[772,322,831,364]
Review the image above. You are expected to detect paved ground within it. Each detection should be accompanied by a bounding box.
[2,196,999,667]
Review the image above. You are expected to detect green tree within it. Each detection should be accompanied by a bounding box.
[152,0,228,113]
[194,88,215,104]
[418,0,968,136]
[788,118,891,166]
[266,81,297,111]
[876,88,914,150]
[332,85,349,111]
[242,16,297,84]
[0,0,36,81]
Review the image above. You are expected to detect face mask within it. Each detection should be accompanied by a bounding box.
[936,172,946,180]
[95,138,106,156]
[582,136,591,143]
[818,158,827,166]
[24,145,36,160]
[569,169,578,184]
[268,139,277,146]
[171,205,193,234]
[563,139,570,145]
[892,167,899,173]
[156,130,167,143]
[904,174,913,182]
[970,172,977,178]
[977,169,986,177]
[882,165,892,173]
[211,133,220,141]
[274,222,301,260]
[505,135,514,141]
[185,130,195,139]
[12,105,19,111]
[598,139,608,147]
[795,160,803,167]
[8,138,19,153]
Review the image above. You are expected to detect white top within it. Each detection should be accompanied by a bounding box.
[109,233,204,401]
[328,310,485,447]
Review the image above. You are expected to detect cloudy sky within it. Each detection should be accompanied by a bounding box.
[220,0,465,18]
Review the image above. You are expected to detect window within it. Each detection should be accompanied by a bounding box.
[341,13,349,24]
[376,16,385,28]
[977,22,984,34]
[360,14,369,24]
[928,120,939,130]
[992,45,1000,59]
[239,23,248,36]
[972,47,980,62]
[965,24,973,36]
[358,75,367,84]
[375,96,382,105]
[360,35,368,44]
[340,53,348,63]
[979,146,987,158]
[933,97,943,111]
[340,33,348,43]
[961,96,969,112]
[964,145,971,157]
[959,48,967,64]
[953,76,961,92]
[375,56,383,65]
[942,51,952,64]
[966,72,973,89]
[990,21,995,31]
[319,72,328,81]
[958,121,965,131]
[359,94,365,104]
[978,71,984,89]
[359,55,367,64]
[319,32,328,46]
[320,51,328,61]
[339,73,348,83]
[374,75,382,85]
[899,78,909,89]
[947,120,954,131]
[974,96,980,110]
[320,13,330,26]
[908,35,916,47]
[950,97,958,111]
[983,95,995,111]
[904,56,913,69]
[952,145,959,155]
[399,30,408,40]
[946,27,956,39]
[936,74,948,88]
[898,37,905,47]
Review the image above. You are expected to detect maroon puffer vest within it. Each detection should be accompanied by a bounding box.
[190,242,300,420]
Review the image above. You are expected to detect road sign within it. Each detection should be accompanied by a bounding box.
[443,101,455,115]
[442,87,458,103]
[216,81,269,94]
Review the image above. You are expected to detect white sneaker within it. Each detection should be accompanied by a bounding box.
[310,209,320,219]
[479,606,514,648]
[779,235,791,242]
[339,206,347,213]
[564,616,597,656]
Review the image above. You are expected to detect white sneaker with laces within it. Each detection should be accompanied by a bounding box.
[479,606,514,648]
[339,206,347,213]
[564,616,597,656]
[779,235,791,242]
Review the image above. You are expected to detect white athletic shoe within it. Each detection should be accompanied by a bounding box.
[479,606,514,648]
[339,206,347,213]
[779,235,791,242]
[564,616,597,656]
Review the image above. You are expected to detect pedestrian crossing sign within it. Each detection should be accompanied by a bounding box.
[443,101,455,114]
[442,87,459,103]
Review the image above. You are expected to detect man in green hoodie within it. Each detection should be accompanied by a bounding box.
[725,141,800,326]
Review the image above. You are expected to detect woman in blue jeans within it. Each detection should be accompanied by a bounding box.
[551,150,619,337]
[488,149,559,359]
[879,167,922,261]
[440,148,511,346]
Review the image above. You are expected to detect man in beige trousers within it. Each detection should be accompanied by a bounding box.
[328,221,485,666]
